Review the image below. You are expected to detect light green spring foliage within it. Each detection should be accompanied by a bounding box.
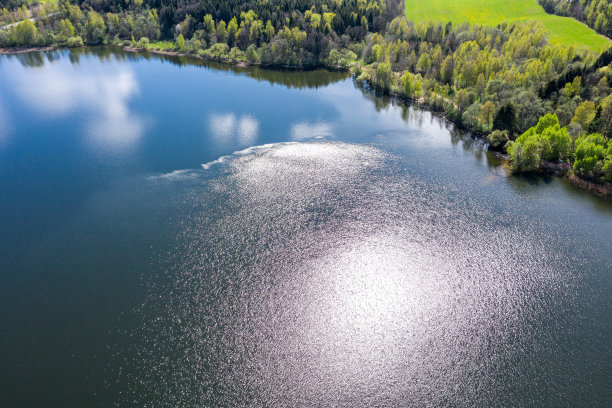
[508,113,572,171]
[574,133,612,179]
[176,33,185,51]
[357,18,592,136]
[508,113,612,179]
[10,19,37,45]
[572,100,597,130]
[405,0,611,53]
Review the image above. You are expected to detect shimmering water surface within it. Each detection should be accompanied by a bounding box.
[0,48,611,407]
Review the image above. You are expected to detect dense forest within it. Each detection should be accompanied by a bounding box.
[540,0,612,39]
[0,0,611,185]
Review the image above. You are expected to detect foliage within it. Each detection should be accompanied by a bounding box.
[573,132,610,178]
[487,129,509,151]
[176,33,185,51]
[508,113,573,171]
[572,101,597,130]
[4,19,38,46]
[66,35,83,46]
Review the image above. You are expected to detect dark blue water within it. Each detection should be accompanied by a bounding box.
[0,48,610,407]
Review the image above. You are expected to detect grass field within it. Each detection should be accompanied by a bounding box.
[405,0,611,53]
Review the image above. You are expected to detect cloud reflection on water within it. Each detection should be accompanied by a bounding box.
[7,61,144,151]
[208,112,259,147]
[0,100,11,148]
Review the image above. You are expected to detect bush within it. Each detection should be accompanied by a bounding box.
[602,157,612,181]
[206,43,229,59]
[509,113,572,171]
[508,138,541,172]
[541,125,572,160]
[66,36,84,47]
[245,44,259,63]
[487,130,509,151]
[137,37,149,49]
[228,46,244,61]
[573,133,607,178]
[175,33,185,51]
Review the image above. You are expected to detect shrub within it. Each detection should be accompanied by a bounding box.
[487,129,510,151]
[137,37,149,49]
[509,113,573,171]
[508,137,541,172]
[66,36,84,47]
[245,44,259,63]
[573,133,607,178]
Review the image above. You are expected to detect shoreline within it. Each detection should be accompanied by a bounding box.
[358,81,612,200]
[0,46,56,54]
[2,44,612,199]
[123,46,248,67]
[122,45,343,70]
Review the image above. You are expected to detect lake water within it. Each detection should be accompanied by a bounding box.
[0,47,611,407]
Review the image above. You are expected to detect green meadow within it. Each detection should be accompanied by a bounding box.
[405,0,611,53]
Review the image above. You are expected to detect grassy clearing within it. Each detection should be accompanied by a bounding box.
[147,41,176,50]
[405,0,611,53]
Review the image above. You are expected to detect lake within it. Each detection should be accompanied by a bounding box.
[0,47,610,407]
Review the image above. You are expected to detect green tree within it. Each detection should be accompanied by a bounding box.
[603,156,612,181]
[572,101,597,131]
[480,101,496,130]
[508,137,541,172]
[535,113,559,133]
[400,71,421,98]
[542,125,572,160]
[204,14,215,37]
[493,103,517,134]
[250,20,263,44]
[375,62,392,90]
[85,10,106,44]
[227,17,238,46]
[216,20,228,43]
[245,44,259,63]
[416,53,430,73]
[264,20,275,42]
[58,19,75,42]
[487,130,509,151]
[176,33,185,51]
[440,56,453,84]
[456,89,470,113]
[360,15,368,32]
[573,133,607,177]
[12,19,37,46]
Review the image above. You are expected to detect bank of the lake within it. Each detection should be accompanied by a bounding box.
[0,46,56,54]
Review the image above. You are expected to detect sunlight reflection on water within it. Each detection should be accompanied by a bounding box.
[132,141,573,407]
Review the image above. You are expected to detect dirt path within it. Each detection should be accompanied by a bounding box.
[0,12,59,31]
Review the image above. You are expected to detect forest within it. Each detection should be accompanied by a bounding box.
[0,0,611,185]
